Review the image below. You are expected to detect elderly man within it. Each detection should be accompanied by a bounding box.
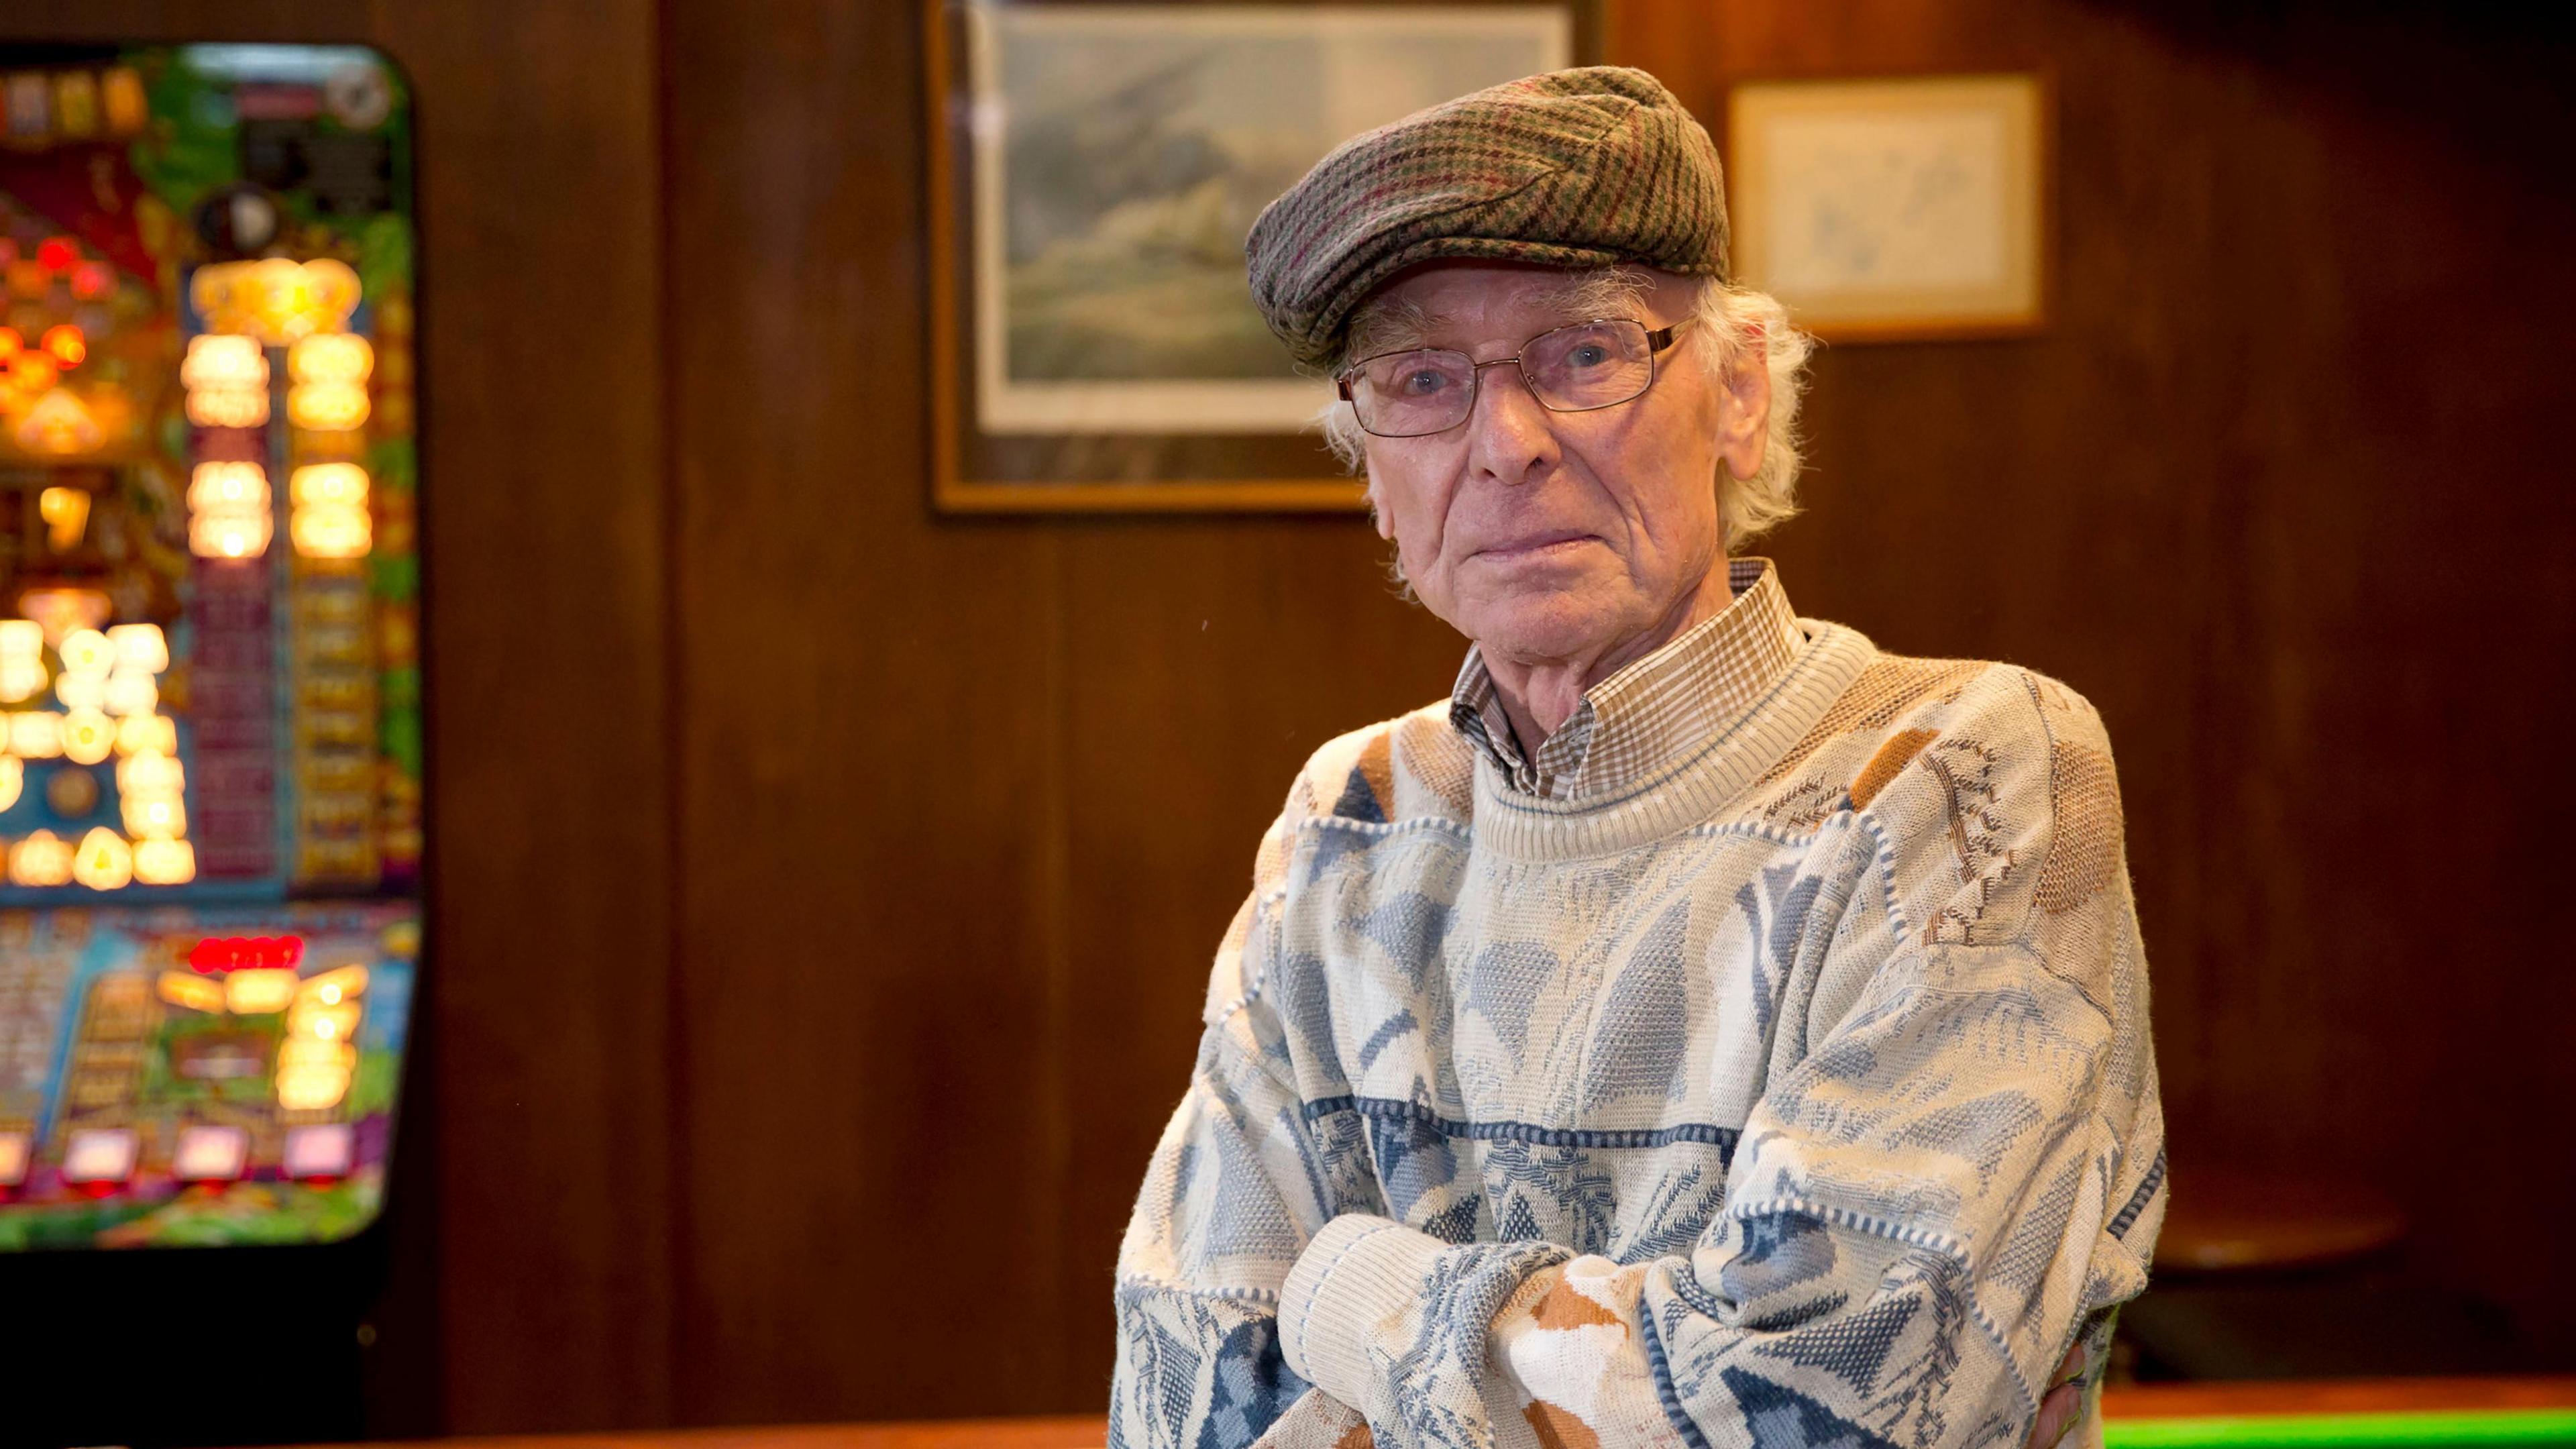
[1112,68,2163,1449]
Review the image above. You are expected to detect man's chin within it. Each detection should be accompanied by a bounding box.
[1459,598,1633,667]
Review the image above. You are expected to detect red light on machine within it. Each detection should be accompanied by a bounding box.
[35,237,76,272]
[188,935,306,975]
[70,262,112,301]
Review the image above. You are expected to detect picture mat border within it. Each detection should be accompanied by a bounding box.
[969,4,1573,436]
[1726,72,2052,344]
[927,0,1589,514]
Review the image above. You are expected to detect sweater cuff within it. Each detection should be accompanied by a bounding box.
[1279,1214,1449,1401]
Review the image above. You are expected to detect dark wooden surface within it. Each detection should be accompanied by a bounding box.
[8,0,2574,1435]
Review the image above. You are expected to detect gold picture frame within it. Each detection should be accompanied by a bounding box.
[926,0,1584,513]
[1727,74,2051,343]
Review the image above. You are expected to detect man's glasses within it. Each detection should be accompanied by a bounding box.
[1336,317,1692,439]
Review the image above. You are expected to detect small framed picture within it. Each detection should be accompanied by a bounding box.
[1726,74,2049,342]
[926,1,1585,513]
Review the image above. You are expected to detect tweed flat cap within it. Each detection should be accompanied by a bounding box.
[1246,66,1729,371]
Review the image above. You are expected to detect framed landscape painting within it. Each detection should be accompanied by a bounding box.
[927,1,1582,512]
[1727,74,2050,342]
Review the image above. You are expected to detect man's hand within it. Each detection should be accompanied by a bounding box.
[2025,1342,2090,1449]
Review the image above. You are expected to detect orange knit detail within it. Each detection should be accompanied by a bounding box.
[1851,728,1939,809]
[2035,739,2125,914]
[1523,1400,1603,1449]
[1529,1279,1623,1332]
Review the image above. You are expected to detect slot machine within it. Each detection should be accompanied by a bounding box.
[0,43,423,1444]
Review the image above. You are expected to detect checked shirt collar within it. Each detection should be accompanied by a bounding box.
[1449,557,1804,802]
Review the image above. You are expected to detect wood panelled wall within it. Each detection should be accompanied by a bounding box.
[13,0,2574,1433]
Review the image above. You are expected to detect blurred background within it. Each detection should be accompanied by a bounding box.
[0,0,2570,1443]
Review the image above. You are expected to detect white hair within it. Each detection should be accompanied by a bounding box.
[1316,270,1816,550]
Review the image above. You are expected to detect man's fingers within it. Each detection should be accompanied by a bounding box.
[2053,1340,2088,1386]
[2027,1381,2082,1449]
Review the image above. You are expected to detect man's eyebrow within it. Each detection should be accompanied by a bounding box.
[1346,297,1450,358]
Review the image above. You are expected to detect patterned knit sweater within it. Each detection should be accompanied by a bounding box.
[1111,604,2166,1449]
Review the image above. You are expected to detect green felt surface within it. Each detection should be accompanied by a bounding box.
[2104,1408,2576,1447]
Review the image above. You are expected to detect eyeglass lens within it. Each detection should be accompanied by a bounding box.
[1348,319,1659,438]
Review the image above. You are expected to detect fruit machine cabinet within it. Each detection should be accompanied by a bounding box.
[0,43,423,1444]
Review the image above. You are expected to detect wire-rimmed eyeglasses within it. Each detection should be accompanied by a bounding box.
[1335,316,1693,439]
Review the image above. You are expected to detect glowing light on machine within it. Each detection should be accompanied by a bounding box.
[13,390,103,455]
[17,589,110,642]
[156,971,225,1014]
[7,712,61,759]
[38,486,90,551]
[6,830,72,886]
[71,828,132,891]
[132,839,196,885]
[189,936,305,974]
[289,462,372,559]
[180,335,270,427]
[276,968,368,1112]
[286,333,373,433]
[40,325,84,369]
[59,710,114,767]
[117,714,176,757]
[225,968,299,1015]
[0,620,42,703]
[187,461,272,559]
[0,612,186,892]
[191,258,362,345]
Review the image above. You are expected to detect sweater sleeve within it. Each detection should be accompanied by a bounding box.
[1113,806,1369,1449]
[1275,682,2167,1449]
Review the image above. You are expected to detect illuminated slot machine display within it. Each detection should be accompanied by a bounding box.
[0,44,420,1254]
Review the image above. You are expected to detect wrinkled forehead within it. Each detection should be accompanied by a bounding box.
[1342,263,1653,362]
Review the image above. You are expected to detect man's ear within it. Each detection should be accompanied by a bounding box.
[1717,331,1772,483]
[1365,466,1394,539]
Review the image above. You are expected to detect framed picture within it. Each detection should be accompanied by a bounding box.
[1726,74,2049,342]
[926,1,1583,513]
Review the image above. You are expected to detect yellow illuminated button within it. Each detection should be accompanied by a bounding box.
[0,1131,26,1187]
[304,965,369,1003]
[116,714,178,757]
[71,827,133,891]
[179,335,266,391]
[60,708,115,765]
[57,629,111,676]
[187,461,269,511]
[105,623,168,674]
[121,789,184,840]
[288,333,372,386]
[290,502,372,559]
[102,670,156,717]
[223,967,299,1015]
[156,971,226,1014]
[287,380,370,431]
[0,755,17,812]
[133,837,197,885]
[7,712,61,758]
[7,830,72,886]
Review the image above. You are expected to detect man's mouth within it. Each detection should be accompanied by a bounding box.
[1471,531,1597,563]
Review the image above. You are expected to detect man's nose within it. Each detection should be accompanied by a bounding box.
[1464,362,1556,487]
